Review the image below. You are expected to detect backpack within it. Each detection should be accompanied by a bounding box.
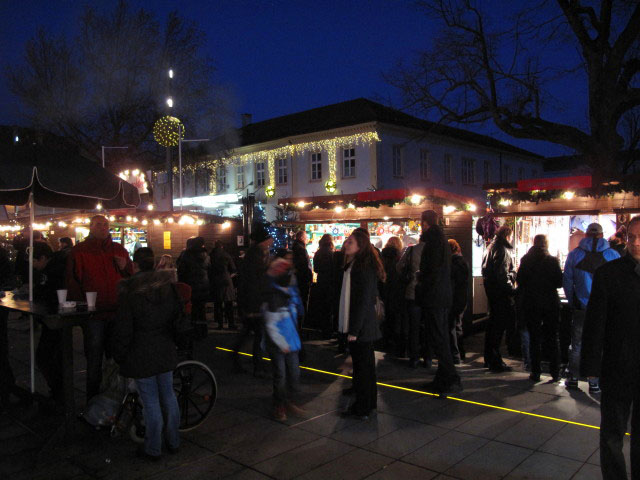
[575,241,606,274]
[398,246,414,285]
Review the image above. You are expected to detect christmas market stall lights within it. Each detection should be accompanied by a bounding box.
[0,211,243,259]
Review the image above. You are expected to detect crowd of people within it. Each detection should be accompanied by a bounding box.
[0,209,637,477]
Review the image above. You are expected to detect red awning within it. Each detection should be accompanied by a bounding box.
[517,175,592,192]
[356,189,408,202]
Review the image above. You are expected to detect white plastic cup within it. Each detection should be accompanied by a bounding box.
[56,289,67,304]
[86,292,97,308]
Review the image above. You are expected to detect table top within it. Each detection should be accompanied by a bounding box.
[0,293,105,329]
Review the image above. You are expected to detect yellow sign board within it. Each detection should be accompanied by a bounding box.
[163,231,171,250]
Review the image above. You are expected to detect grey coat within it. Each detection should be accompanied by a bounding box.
[396,242,425,300]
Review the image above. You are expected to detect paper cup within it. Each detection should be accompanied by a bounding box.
[56,289,67,303]
[86,292,97,308]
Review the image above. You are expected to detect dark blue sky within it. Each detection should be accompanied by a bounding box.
[0,0,579,157]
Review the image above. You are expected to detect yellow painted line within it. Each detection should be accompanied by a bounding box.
[215,346,629,435]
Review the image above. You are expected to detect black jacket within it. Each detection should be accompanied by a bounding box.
[581,254,640,398]
[417,225,452,309]
[381,245,403,312]
[110,271,179,379]
[292,240,312,288]
[347,261,381,343]
[450,253,470,317]
[237,244,269,315]
[516,246,562,310]
[177,247,210,302]
[33,251,67,305]
[209,247,236,302]
[313,246,334,294]
[482,236,516,297]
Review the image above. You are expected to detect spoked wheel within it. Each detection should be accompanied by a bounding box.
[173,360,217,431]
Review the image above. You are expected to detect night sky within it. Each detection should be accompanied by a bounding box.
[0,0,581,158]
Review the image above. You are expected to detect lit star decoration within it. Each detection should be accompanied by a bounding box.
[153,116,185,147]
[265,185,276,197]
[155,130,380,196]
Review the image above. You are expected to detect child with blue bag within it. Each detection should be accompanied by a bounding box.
[262,252,305,421]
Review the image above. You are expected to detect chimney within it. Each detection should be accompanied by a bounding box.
[241,113,252,127]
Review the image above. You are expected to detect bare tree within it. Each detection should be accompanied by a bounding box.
[388,0,640,178]
[5,0,235,167]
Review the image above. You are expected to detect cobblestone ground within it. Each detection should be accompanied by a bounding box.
[0,312,629,480]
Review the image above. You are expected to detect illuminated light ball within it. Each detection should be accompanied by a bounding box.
[153,116,185,147]
[265,185,275,197]
[325,180,337,193]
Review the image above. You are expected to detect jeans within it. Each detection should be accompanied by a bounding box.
[569,309,588,380]
[267,340,300,406]
[600,391,640,479]
[135,371,180,457]
[525,307,560,378]
[81,316,105,401]
[349,341,377,415]
[424,307,460,387]
[484,294,516,368]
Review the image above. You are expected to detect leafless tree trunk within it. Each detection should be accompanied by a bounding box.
[388,0,640,179]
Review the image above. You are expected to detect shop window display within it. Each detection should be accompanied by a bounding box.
[368,221,421,250]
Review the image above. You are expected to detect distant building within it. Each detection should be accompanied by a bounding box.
[152,98,543,219]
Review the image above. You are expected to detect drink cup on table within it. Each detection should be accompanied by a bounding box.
[86,291,97,308]
[56,289,67,303]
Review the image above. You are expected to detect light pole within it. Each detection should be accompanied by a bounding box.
[177,124,209,210]
[101,146,128,168]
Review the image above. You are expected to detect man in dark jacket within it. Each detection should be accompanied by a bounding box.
[516,234,563,382]
[482,225,517,372]
[177,238,210,337]
[291,230,312,326]
[564,222,619,392]
[416,210,460,393]
[581,216,640,479]
[209,241,237,329]
[234,224,272,376]
[448,239,469,364]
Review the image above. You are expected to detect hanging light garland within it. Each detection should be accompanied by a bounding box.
[153,116,185,147]
[155,130,381,196]
[280,194,475,212]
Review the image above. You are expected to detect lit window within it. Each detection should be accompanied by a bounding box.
[310,152,322,181]
[236,165,245,189]
[255,162,265,187]
[217,166,227,192]
[343,148,356,178]
[277,158,288,185]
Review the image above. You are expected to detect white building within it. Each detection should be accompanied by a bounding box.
[153,98,542,220]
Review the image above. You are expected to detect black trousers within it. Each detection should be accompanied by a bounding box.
[36,325,63,399]
[449,311,464,362]
[191,301,207,336]
[214,301,235,327]
[81,316,106,401]
[600,391,640,479]
[0,309,15,399]
[406,300,431,361]
[525,306,560,378]
[349,341,377,415]
[484,295,516,368]
[424,307,460,386]
[233,314,265,371]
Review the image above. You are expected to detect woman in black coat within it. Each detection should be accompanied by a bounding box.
[111,247,181,460]
[313,234,335,338]
[338,229,386,419]
[178,241,210,337]
[209,241,237,329]
[380,236,403,352]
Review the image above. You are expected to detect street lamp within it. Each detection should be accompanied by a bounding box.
[168,68,174,79]
[177,124,208,210]
[166,97,174,108]
[101,145,128,168]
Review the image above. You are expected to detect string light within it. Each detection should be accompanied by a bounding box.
[562,191,575,200]
[147,204,154,211]
[167,217,174,224]
[347,203,356,209]
[221,221,231,229]
[297,201,307,208]
[335,206,344,213]
[499,198,513,207]
[96,203,103,210]
[466,203,477,212]
[410,194,424,205]
[153,116,185,147]
[126,216,132,222]
[141,220,148,226]
[153,219,161,225]
[58,221,67,228]
[443,205,457,214]
[109,216,116,222]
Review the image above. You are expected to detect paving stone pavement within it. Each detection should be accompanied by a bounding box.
[0,314,632,479]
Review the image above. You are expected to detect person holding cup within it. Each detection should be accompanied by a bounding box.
[66,215,133,402]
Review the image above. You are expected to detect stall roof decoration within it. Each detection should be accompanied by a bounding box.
[279,188,476,213]
[486,174,640,211]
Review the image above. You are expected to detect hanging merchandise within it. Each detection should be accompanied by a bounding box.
[475,214,499,242]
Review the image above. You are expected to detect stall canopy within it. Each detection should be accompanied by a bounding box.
[0,144,140,208]
[0,143,140,392]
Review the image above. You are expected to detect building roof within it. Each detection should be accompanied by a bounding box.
[237,98,542,159]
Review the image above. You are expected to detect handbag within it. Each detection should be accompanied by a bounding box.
[398,246,414,285]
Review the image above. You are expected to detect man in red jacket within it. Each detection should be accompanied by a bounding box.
[67,215,132,401]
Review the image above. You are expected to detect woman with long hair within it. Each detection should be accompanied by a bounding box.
[339,229,385,419]
[313,234,335,338]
